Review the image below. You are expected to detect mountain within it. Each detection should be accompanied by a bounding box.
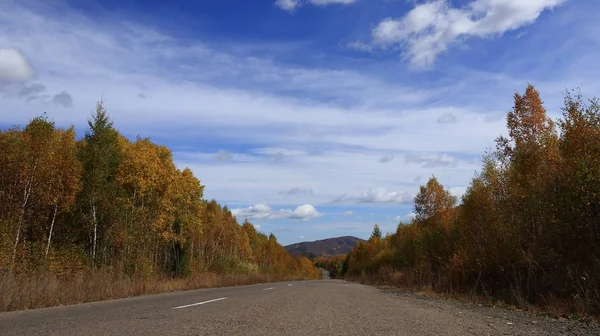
[284,236,365,259]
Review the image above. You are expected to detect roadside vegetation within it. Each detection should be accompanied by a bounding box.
[0,101,319,312]
[321,85,600,318]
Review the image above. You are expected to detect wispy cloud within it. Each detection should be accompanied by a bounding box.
[279,187,314,196]
[275,0,301,12]
[378,155,394,163]
[405,153,457,168]
[276,0,356,12]
[437,112,457,124]
[347,41,373,52]
[214,150,233,162]
[372,0,565,67]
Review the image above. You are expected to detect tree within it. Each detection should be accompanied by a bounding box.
[77,100,123,264]
[44,127,81,257]
[413,176,457,226]
[370,224,382,241]
[10,116,56,267]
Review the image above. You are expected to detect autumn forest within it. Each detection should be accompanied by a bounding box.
[320,86,600,317]
[0,101,318,312]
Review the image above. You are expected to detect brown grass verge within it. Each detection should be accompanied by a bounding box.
[0,270,310,313]
[344,268,599,321]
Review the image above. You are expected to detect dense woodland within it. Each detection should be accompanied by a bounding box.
[325,86,600,316]
[0,101,318,298]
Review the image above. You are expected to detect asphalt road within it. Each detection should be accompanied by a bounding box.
[1,279,597,335]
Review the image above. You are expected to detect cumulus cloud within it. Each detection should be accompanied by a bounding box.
[214,150,233,162]
[437,112,457,124]
[51,91,73,108]
[405,153,456,168]
[378,155,394,163]
[343,211,353,216]
[279,187,314,195]
[0,48,35,83]
[372,0,564,67]
[275,0,355,12]
[231,204,322,221]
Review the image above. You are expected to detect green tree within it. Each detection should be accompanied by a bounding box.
[370,224,382,241]
[77,100,123,264]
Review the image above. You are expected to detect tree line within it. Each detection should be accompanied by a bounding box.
[0,101,318,280]
[332,86,600,316]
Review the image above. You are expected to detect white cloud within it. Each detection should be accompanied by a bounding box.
[343,211,353,216]
[372,0,565,67]
[334,187,413,204]
[347,41,373,52]
[311,0,355,4]
[275,0,301,12]
[254,224,261,230]
[0,48,35,83]
[231,204,322,221]
[276,0,355,12]
[405,153,456,168]
[394,212,416,221]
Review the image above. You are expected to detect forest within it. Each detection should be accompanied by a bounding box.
[0,101,318,312]
[322,86,600,317]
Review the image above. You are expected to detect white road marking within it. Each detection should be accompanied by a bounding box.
[263,287,274,291]
[172,297,228,310]
[288,284,293,287]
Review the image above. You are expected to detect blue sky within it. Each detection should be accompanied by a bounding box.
[1,0,599,245]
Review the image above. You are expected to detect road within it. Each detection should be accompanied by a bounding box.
[0,279,596,335]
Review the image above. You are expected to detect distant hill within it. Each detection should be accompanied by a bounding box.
[284,236,365,259]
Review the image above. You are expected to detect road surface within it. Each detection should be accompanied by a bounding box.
[0,279,597,335]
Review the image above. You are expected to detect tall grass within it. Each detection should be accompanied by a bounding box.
[0,269,310,312]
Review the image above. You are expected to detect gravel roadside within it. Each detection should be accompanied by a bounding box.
[379,286,600,336]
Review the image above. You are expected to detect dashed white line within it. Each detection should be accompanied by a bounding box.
[172,297,228,310]
[263,287,274,291]
[288,284,293,287]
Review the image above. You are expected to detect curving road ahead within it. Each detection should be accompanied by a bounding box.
[0,279,594,335]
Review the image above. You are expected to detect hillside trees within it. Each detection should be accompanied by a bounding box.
[0,102,318,285]
[343,85,600,315]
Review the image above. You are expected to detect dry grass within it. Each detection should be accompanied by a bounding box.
[344,268,599,321]
[0,269,308,313]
